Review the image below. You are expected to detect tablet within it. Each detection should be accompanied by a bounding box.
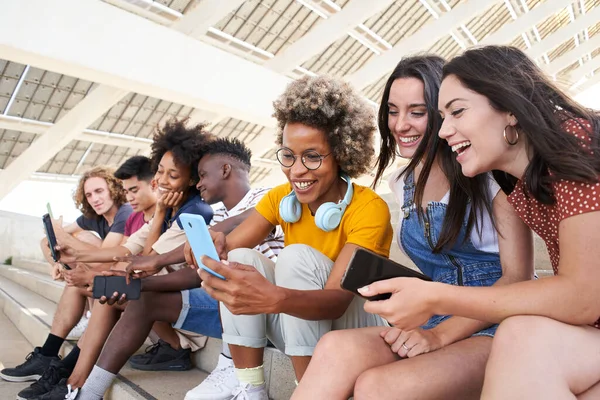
[179,213,225,280]
[340,248,431,301]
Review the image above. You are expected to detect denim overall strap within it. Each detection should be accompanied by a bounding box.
[401,171,415,218]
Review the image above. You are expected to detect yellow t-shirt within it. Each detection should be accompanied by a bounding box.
[255,182,393,261]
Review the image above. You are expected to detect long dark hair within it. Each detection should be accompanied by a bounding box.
[373,55,495,252]
[443,45,600,203]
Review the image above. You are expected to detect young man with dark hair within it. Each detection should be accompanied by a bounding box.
[67,137,284,400]
[114,155,157,239]
[0,167,133,391]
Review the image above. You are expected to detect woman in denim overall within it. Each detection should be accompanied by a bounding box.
[292,56,534,400]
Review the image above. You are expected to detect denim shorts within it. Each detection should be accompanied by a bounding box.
[422,314,498,337]
[173,288,222,339]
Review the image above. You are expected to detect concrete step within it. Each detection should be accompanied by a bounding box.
[0,308,32,399]
[0,264,64,304]
[0,275,207,399]
[0,270,296,399]
[11,258,51,277]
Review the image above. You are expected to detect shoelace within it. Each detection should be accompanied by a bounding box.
[16,351,35,368]
[64,384,79,400]
[142,341,162,355]
[30,365,61,391]
[204,365,233,387]
[231,383,253,400]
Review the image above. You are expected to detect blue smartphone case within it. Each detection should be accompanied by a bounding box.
[179,213,226,280]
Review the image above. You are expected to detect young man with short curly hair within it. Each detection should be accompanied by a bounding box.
[197,75,394,399]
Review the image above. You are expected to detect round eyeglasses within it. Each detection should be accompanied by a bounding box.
[275,147,332,171]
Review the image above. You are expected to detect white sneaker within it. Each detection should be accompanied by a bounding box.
[184,354,239,400]
[66,312,90,341]
[231,383,268,400]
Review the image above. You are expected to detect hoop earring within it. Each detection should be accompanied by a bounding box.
[503,125,519,146]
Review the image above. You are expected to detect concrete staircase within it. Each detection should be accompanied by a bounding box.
[0,258,297,400]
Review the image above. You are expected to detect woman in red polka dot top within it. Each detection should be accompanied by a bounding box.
[360,45,600,399]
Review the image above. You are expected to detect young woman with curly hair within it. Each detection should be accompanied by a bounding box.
[197,75,394,399]
[292,56,534,400]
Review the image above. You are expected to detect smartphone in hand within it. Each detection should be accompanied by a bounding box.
[341,248,432,301]
[179,213,225,280]
[92,276,141,300]
[42,213,71,270]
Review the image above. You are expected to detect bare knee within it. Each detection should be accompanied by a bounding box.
[313,331,348,361]
[354,368,390,400]
[123,292,152,317]
[492,316,551,353]
[355,366,422,400]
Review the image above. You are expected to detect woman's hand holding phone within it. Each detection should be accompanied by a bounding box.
[361,277,442,331]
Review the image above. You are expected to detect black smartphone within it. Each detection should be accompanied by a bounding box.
[92,276,141,300]
[340,248,432,301]
[42,213,72,270]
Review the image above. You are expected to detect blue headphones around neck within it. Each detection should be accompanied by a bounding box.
[279,174,353,232]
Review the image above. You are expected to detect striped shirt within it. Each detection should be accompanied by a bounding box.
[210,187,284,261]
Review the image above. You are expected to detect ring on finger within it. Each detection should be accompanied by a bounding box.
[401,343,410,351]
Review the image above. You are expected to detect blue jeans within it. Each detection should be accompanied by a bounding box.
[173,288,222,339]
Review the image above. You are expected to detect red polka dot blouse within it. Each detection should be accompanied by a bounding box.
[507,119,600,329]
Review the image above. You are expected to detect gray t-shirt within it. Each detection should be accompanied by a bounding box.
[76,203,133,240]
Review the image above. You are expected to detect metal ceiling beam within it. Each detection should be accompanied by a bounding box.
[0,0,290,128]
[480,0,572,45]
[570,55,600,79]
[0,115,152,151]
[174,0,246,38]
[264,0,395,74]
[545,35,600,76]
[571,70,600,95]
[345,0,501,90]
[0,85,128,200]
[568,56,600,90]
[526,5,600,60]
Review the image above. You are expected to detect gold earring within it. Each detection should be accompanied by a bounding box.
[503,125,519,146]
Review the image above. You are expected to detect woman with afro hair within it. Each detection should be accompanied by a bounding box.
[198,75,394,399]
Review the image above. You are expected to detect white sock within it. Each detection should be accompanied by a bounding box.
[222,342,232,358]
[78,365,116,400]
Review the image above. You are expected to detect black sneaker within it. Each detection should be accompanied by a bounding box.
[0,347,59,382]
[16,360,70,399]
[38,378,80,400]
[129,340,192,371]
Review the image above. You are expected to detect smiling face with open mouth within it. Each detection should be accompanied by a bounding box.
[154,150,193,198]
[387,77,429,159]
[280,122,346,214]
[438,75,519,178]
